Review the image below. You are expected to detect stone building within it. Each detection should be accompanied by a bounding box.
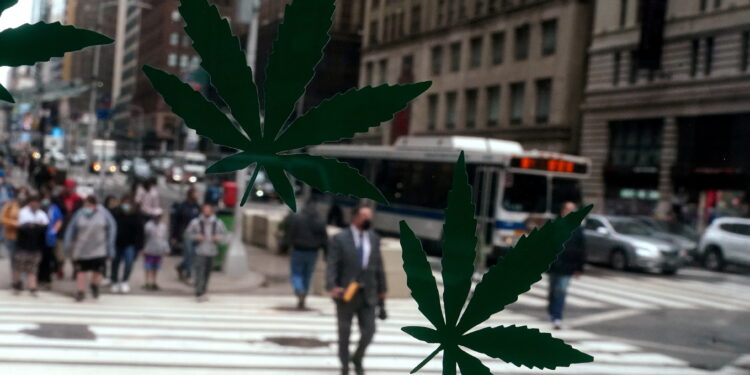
[581,0,750,226]
[357,0,593,152]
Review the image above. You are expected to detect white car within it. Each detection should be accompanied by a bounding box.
[699,217,750,271]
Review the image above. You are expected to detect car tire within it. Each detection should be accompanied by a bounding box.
[610,249,628,271]
[661,268,678,276]
[703,247,725,272]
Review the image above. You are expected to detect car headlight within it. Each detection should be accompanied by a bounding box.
[501,236,515,245]
[255,190,264,197]
[173,175,182,181]
[108,165,117,173]
[635,247,660,258]
[92,162,102,172]
[188,176,197,183]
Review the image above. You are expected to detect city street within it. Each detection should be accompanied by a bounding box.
[0,231,748,374]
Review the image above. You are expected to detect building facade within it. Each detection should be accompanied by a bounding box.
[111,0,241,154]
[581,0,750,227]
[357,0,593,151]
[256,0,365,115]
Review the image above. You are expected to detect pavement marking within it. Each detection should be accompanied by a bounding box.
[565,309,644,329]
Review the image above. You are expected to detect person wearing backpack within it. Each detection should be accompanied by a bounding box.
[184,204,227,302]
[142,208,169,291]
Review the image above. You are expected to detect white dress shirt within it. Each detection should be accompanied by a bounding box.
[18,206,49,226]
[350,225,371,268]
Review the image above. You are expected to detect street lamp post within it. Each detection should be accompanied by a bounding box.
[224,0,260,277]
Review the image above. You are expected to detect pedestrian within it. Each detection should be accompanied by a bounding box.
[142,208,169,291]
[185,204,227,302]
[1,187,27,271]
[135,177,161,220]
[37,191,63,289]
[172,187,201,283]
[110,195,145,294]
[326,206,387,375]
[285,201,328,310]
[12,195,49,296]
[104,195,119,213]
[547,201,586,330]
[58,179,82,217]
[64,196,117,302]
[0,173,15,259]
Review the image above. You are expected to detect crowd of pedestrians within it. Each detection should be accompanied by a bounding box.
[0,168,228,302]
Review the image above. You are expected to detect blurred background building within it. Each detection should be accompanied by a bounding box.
[255,0,365,117]
[355,0,593,152]
[581,0,750,227]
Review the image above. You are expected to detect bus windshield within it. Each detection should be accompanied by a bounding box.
[502,173,547,213]
[552,177,583,212]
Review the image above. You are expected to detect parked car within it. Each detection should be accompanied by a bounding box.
[635,217,699,259]
[698,217,750,271]
[151,157,174,174]
[583,215,688,275]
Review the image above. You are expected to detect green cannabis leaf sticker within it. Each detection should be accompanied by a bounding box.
[0,0,113,103]
[143,0,431,211]
[400,152,594,374]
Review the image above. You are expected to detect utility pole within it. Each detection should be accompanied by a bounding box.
[224,0,260,277]
[85,1,104,185]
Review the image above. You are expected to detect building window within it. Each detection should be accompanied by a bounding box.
[459,0,467,19]
[182,36,191,47]
[383,16,390,42]
[715,0,722,9]
[613,51,621,86]
[445,92,457,129]
[450,41,461,72]
[704,36,714,76]
[486,86,500,127]
[465,89,478,128]
[191,55,200,68]
[742,31,749,72]
[169,32,179,46]
[431,45,443,75]
[475,0,484,16]
[397,12,405,38]
[690,39,699,77]
[619,0,628,27]
[171,10,180,22]
[379,59,388,84]
[535,79,551,124]
[180,54,189,68]
[447,0,455,24]
[369,20,378,44]
[629,50,638,84]
[514,24,530,61]
[491,31,504,65]
[437,0,445,26]
[700,0,708,11]
[372,0,379,8]
[168,53,177,67]
[410,5,421,35]
[470,37,483,69]
[365,62,374,86]
[609,120,663,168]
[428,94,439,130]
[510,82,525,125]
[541,19,557,56]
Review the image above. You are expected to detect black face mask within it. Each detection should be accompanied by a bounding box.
[361,219,372,231]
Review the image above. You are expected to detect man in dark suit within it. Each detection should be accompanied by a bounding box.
[327,206,387,375]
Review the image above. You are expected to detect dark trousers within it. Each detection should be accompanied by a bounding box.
[111,245,137,283]
[290,249,318,294]
[37,245,57,284]
[194,255,213,297]
[336,291,376,374]
[547,273,572,321]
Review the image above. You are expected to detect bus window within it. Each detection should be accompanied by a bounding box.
[551,177,583,212]
[502,173,547,213]
[377,160,454,210]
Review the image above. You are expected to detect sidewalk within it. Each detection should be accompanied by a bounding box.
[0,244,271,298]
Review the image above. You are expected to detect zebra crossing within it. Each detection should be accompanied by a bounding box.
[435,266,750,312]
[0,291,744,374]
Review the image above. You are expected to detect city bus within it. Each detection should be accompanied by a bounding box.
[308,136,591,263]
